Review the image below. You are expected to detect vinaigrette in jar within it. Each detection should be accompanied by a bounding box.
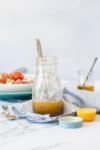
[32,56,64,116]
[32,100,64,116]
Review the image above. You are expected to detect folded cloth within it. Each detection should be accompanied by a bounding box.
[63,82,100,111]
[63,88,86,107]
[0,100,33,115]
[11,105,57,123]
[26,113,57,123]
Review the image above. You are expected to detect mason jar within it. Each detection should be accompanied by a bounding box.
[32,56,64,116]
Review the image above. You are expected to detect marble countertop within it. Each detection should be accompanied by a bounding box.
[0,107,100,150]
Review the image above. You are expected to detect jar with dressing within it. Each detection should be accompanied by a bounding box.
[32,56,64,116]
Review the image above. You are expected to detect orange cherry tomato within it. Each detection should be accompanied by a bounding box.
[0,79,6,83]
[0,74,6,83]
[0,80,6,83]
[10,71,24,81]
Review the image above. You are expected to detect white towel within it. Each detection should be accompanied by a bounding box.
[63,81,100,111]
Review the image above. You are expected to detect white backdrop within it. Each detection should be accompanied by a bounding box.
[0,0,100,80]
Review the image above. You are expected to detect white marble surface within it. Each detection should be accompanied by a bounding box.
[0,99,100,150]
[0,112,100,150]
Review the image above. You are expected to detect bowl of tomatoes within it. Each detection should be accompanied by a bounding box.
[0,71,33,101]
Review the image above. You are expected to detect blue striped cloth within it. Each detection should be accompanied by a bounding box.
[63,87,100,111]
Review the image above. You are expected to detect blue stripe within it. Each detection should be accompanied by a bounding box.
[63,88,86,107]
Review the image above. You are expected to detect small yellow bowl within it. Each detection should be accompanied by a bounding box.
[77,108,96,122]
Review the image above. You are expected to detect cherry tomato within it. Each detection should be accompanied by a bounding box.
[10,71,24,81]
[0,74,6,83]
[0,79,6,83]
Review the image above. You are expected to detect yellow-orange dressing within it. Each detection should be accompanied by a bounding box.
[32,100,64,116]
[77,85,94,91]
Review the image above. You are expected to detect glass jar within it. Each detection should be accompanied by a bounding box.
[32,56,64,116]
[77,70,94,91]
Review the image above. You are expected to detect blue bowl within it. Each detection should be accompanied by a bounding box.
[0,92,32,103]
